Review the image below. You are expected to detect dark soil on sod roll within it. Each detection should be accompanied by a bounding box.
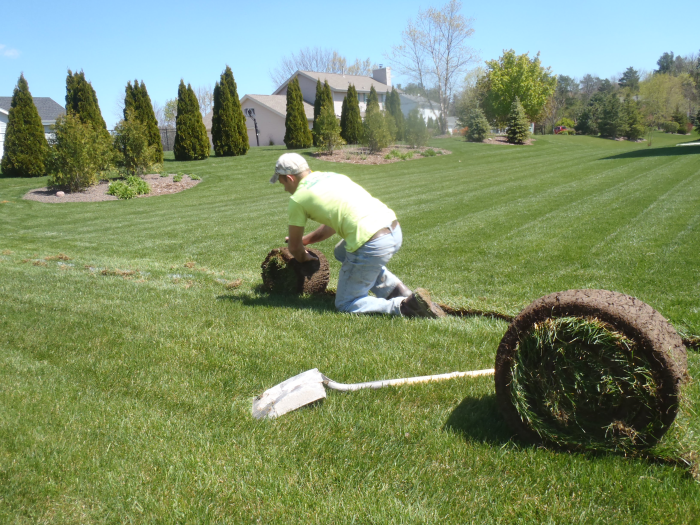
[260,247,330,295]
[494,289,688,452]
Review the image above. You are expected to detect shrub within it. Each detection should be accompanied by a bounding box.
[113,109,156,175]
[661,121,680,134]
[47,113,114,191]
[1,74,48,177]
[420,148,437,157]
[506,97,530,144]
[405,109,429,148]
[362,106,392,154]
[107,175,151,200]
[464,107,491,142]
[173,173,183,182]
[555,117,575,129]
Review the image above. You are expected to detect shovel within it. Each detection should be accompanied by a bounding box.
[252,367,495,419]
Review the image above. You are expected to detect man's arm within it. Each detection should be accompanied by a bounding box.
[302,224,336,245]
[287,225,315,262]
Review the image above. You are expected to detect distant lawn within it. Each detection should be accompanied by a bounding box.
[1,132,699,523]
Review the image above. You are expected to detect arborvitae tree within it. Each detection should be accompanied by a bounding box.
[621,94,646,141]
[506,97,530,144]
[312,80,324,146]
[113,108,156,175]
[173,80,210,161]
[124,80,163,163]
[598,92,622,139]
[65,70,108,135]
[340,84,362,144]
[405,108,429,148]
[385,88,405,141]
[313,99,343,154]
[366,85,379,113]
[464,107,491,142]
[284,78,312,149]
[221,66,249,155]
[1,74,48,177]
[211,80,238,156]
[362,86,391,153]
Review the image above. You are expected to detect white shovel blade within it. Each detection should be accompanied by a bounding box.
[252,368,327,419]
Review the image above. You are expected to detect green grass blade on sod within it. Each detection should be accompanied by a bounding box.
[1,133,699,523]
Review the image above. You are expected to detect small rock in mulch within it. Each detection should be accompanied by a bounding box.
[23,173,201,203]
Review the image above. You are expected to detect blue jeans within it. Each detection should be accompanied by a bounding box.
[334,224,405,315]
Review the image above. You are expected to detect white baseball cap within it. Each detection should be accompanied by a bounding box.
[270,153,310,183]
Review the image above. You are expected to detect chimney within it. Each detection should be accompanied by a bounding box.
[372,66,391,88]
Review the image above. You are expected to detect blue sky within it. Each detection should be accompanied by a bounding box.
[2,0,696,128]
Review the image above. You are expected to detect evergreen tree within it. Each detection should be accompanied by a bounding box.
[124,80,163,163]
[618,67,640,92]
[695,109,700,135]
[598,92,622,138]
[173,80,210,161]
[574,93,605,135]
[362,86,391,153]
[405,108,429,148]
[621,94,646,141]
[312,80,324,146]
[340,85,362,144]
[464,107,491,142]
[284,78,312,149]
[366,86,380,113]
[65,70,108,135]
[506,97,530,144]
[221,66,249,155]
[671,104,689,133]
[211,80,238,156]
[1,74,48,177]
[385,88,405,141]
[313,99,343,154]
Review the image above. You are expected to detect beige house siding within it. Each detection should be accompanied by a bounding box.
[0,111,7,158]
[240,94,313,148]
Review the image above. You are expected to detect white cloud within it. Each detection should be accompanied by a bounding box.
[0,44,20,58]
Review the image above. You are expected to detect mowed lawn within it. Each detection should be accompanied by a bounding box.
[1,132,699,523]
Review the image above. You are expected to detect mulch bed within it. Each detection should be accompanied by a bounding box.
[23,173,201,203]
[311,145,451,165]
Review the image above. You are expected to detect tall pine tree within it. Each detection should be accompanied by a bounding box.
[221,66,249,155]
[211,80,238,156]
[124,80,163,163]
[1,74,48,177]
[65,70,108,137]
[506,97,530,144]
[340,85,362,145]
[312,80,334,146]
[284,78,312,149]
[385,88,405,141]
[598,92,622,139]
[173,80,210,161]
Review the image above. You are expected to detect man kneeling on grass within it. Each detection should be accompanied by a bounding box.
[271,152,445,318]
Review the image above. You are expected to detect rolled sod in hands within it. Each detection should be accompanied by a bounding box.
[261,247,330,294]
[495,289,688,452]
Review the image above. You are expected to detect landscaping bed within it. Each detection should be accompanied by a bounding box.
[23,173,201,203]
[312,144,451,165]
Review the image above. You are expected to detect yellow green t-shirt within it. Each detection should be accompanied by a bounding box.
[288,171,396,253]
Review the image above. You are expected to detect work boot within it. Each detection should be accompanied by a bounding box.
[400,288,446,318]
[387,281,412,299]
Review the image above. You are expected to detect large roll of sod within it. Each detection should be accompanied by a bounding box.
[261,247,330,295]
[495,290,688,452]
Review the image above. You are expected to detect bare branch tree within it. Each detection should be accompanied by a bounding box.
[269,47,377,87]
[194,85,214,116]
[151,100,164,128]
[386,0,477,133]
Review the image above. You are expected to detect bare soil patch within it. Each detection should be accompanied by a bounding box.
[23,173,201,203]
[311,145,451,165]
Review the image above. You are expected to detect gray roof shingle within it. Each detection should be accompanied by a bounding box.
[0,96,66,121]
[276,71,391,94]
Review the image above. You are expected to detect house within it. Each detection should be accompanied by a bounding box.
[399,93,442,124]
[240,67,398,148]
[0,96,65,158]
